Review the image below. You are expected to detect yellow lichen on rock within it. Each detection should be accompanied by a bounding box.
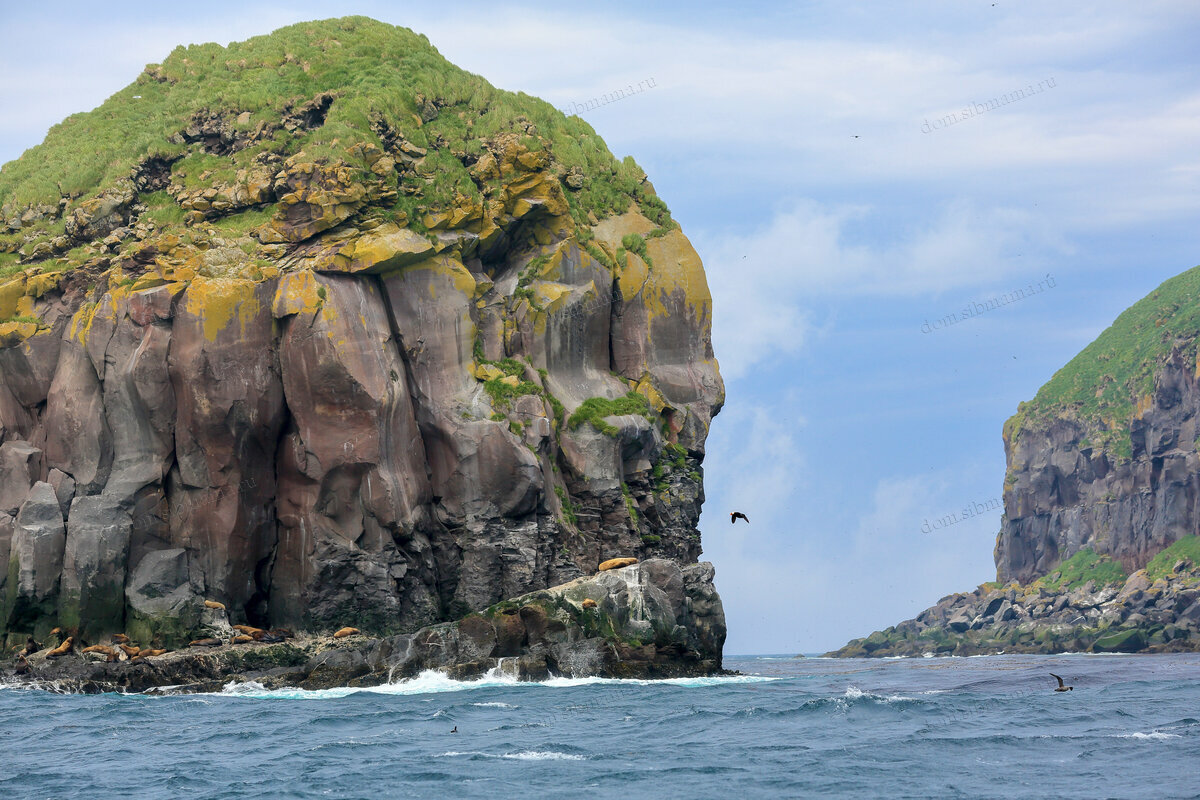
[272,270,325,319]
[396,253,477,298]
[328,222,434,274]
[475,363,505,381]
[633,374,669,414]
[0,321,38,347]
[25,272,63,299]
[1135,393,1154,419]
[185,276,261,341]
[0,276,27,320]
[642,228,713,321]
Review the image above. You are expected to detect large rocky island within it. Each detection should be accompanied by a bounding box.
[0,17,726,691]
[835,267,1200,657]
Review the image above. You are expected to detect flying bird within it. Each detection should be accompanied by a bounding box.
[730,512,749,524]
[1050,673,1073,692]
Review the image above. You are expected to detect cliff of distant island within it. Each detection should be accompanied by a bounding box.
[835,266,1200,657]
[0,17,726,689]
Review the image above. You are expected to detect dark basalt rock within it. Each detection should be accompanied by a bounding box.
[0,20,725,678]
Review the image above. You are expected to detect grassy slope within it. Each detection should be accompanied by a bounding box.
[1145,535,1200,580]
[1006,265,1200,460]
[0,16,666,254]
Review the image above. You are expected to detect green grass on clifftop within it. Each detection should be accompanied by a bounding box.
[1006,265,1200,461]
[0,16,667,239]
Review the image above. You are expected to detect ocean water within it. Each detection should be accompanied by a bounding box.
[2,653,1199,799]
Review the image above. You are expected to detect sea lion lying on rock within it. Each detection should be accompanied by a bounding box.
[581,598,598,609]
[119,644,141,659]
[233,625,267,639]
[189,638,224,648]
[333,627,361,639]
[46,637,73,658]
[204,600,226,611]
[132,649,166,660]
[231,635,254,644]
[599,557,638,571]
[81,645,119,662]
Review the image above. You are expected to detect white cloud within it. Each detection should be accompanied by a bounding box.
[698,199,1071,375]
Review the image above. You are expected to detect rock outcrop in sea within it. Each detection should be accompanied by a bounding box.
[834,266,1200,657]
[0,17,725,686]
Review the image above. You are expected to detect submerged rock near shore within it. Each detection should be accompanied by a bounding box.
[834,266,1200,657]
[0,18,725,681]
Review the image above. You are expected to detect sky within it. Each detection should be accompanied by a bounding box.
[2,1,1198,654]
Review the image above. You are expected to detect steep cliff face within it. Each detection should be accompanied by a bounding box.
[998,267,1200,583]
[0,17,724,654]
[833,266,1200,657]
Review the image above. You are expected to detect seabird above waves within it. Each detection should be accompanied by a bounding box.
[1050,673,1073,692]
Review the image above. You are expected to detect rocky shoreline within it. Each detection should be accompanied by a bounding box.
[2,559,727,693]
[831,563,1200,658]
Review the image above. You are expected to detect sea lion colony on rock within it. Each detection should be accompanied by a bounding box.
[5,599,307,670]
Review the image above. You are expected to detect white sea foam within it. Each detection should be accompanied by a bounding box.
[472,701,515,708]
[440,750,585,761]
[502,751,586,761]
[1115,731,1181,740]
[843,686,916,703]
[206,668,774,700]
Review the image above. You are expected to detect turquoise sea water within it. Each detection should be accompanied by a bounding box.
[2,653,1198,798]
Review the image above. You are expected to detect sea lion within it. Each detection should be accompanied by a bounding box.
[268,628,294,639]
[231,635,254,644]
[598,557,638,571]
[204,600,226,611]
[15,654,29,675]
[581,598,598,609]
[135,648,166,659]
[189,638,223,648]
[49,627,63,636]
[111,634,130,645]
[81,645,119,662]
[119,644,141,659]
[46,637,73,658]
[232,625,266,638]
[1050,673,1073,692]
[20,637,40,656]
[333,627,361,639]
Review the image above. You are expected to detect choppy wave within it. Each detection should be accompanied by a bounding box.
[441,750,586,761]
[207,668,776,700]
[5,653,1200,799]
[1114,731,1182,740]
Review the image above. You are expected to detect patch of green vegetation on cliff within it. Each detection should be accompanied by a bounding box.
[1145,535,1200,580]
[554,486,578,527]
[1034,548,1128,591]
[1005,265,1200,461]
[568,392,651,436]
[621,482,639,522]
[621,232,653,268]
[0,16,673,247]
